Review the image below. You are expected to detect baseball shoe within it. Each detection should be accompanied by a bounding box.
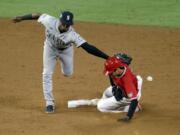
[45,105,55,113]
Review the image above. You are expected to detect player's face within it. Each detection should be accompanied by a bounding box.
[111,67,124,78]
[59,23,70,33]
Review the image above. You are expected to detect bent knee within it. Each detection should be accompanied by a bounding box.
[97,100,107,112]
[63,72,73,77]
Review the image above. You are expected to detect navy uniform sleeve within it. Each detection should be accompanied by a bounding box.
[127,99,138,119]
[80,42,109,60]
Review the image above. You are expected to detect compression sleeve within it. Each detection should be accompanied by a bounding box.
[109,76,115,86]
[21,13,40,20]
[80,42,109,60]
[127,99,138,119]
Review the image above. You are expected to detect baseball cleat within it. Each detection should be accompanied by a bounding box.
[45,105,55,113]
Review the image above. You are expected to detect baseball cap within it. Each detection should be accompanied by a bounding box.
[104,57,125,76]
[60,11,74,25]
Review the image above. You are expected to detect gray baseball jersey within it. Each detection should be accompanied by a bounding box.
[38,14,87,106]
[38,14,86,50]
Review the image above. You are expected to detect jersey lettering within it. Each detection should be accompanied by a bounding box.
[38,14,86,48]
[67,15,70,20]
[46,30,68,49]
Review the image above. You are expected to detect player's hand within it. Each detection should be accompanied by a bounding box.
[117,116,131,123]
[12,16,23,23]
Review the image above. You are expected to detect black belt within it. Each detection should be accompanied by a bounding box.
[57,47,68,51]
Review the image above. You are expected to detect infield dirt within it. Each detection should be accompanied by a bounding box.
[0,19,180,135]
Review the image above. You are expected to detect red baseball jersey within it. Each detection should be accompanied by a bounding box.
[112,66,138,100]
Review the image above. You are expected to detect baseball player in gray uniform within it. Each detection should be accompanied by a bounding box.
[13,11,109,113]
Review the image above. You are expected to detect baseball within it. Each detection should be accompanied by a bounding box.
[146,76,153,81]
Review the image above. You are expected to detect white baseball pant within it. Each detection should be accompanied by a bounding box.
[68,75,143,113]
[97,75,143,113]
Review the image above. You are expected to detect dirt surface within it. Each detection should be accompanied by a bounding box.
[0,19,180,135]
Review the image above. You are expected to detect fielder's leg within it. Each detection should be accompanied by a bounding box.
[42,44,57,112]
[59,46,74,76]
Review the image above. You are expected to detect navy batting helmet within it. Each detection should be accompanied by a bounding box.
[60,11,74,25]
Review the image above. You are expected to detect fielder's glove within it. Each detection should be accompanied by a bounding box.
[12,16,23,23]
[114,53,132,65]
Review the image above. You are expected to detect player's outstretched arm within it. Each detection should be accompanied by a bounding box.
[118,99,138,122]
[12,13,41,23]
[80,42,109,60]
